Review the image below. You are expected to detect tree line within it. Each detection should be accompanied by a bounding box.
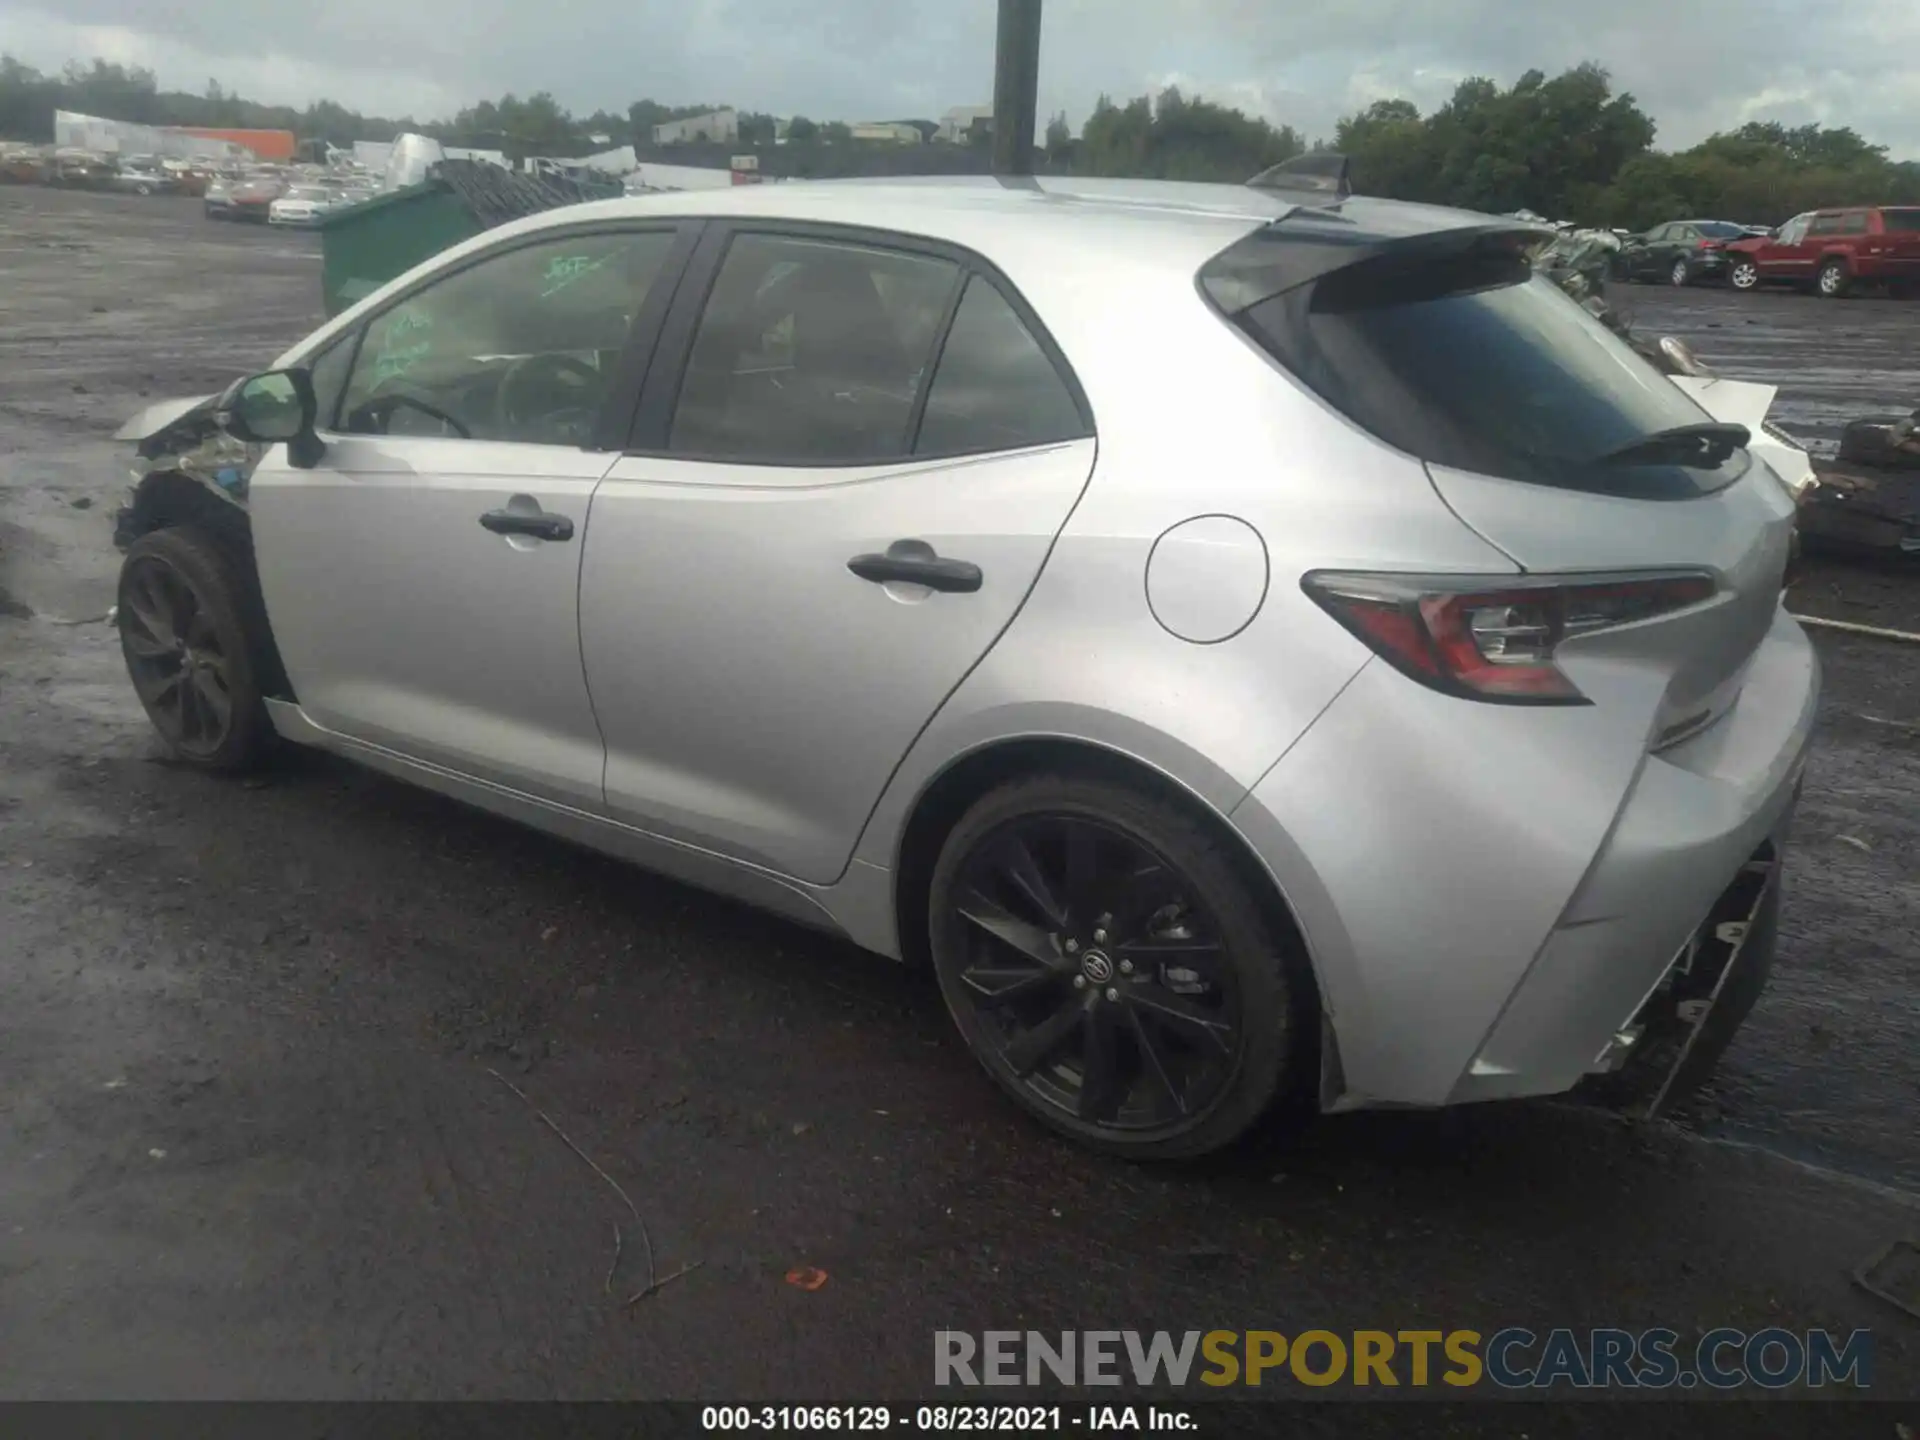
[5,54,1916,228]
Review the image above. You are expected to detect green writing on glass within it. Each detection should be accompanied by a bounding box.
[371,310,433,382]
[541,252,611,298]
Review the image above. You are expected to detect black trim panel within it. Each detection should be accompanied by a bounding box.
[593,221,707,453]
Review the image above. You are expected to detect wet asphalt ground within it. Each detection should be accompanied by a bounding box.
[0,188,1916,1427]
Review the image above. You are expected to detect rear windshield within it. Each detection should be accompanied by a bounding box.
[1232,244,1750,499]
[1882,209,1920,233]
[1695,222,1747,238]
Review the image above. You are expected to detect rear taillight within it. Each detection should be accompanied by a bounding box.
[1302,570,1718,705]
[1700,240,1725,251]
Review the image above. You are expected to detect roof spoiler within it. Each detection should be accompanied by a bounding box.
[1199,219,1556,315]
[1246,151,1352,204]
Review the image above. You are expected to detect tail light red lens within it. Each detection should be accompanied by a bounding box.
[1700,240,1725,251]
[1303,571,1718,704]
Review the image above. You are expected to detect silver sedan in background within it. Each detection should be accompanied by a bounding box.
[109,170,1817,1159]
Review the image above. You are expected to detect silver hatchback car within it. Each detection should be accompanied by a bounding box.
[111,165,1818,1159]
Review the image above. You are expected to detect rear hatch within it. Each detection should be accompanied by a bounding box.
[1201,207,1796,744]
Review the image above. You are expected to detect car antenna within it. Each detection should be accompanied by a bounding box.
[1246,151,1353,207]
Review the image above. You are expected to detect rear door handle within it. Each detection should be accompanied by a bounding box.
[848,540,982,594]
[479,508,574,542]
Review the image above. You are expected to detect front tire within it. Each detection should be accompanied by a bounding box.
[927,773,1308,1160]
[1729,257,1760,291]
[1816,259,1850,298]
[117,526,271,772]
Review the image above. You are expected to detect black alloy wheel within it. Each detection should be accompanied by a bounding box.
[929,775,1306,1158]
[117,526,269,771]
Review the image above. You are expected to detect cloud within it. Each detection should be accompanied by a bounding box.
[1,0,1915,155]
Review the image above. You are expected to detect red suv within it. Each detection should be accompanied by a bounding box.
[1726,206,1920,298]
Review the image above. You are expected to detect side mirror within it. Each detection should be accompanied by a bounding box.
[216,368,325,468]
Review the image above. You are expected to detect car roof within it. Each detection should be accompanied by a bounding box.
[477,174,1506,277]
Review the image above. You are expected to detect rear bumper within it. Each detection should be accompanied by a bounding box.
[1231,606,1820,1110]
[1579,844,1786,1116]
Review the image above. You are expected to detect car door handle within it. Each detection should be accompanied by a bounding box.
[479,508,574,542]
[847,541,982,594]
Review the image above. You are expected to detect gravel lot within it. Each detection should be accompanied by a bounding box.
[1,189,1915,1422]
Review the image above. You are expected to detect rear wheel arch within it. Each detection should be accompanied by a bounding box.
[898,738,1328,1151]
[117,471,293,701]
[893,737,1321,1006]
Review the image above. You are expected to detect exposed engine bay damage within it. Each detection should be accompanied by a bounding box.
[112,392,263,550]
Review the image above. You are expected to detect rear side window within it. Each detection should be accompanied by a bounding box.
[1808,214,1844,237]
[669,233,960,463]
[1839,212,1870,235]
[1883,209,1920,233]
[914,276,1087,457]
[1231,242,1747,500]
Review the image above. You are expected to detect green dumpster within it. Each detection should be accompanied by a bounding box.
[318,182,481,317]
[317,159,625,318]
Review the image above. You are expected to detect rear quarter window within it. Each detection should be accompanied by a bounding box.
[1880,209,1920,233]
[913,276,1087,457]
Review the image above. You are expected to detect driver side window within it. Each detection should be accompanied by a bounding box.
[338,228,678,446]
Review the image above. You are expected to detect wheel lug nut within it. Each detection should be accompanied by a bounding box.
[1119,959,1133,975]
[1093,928,1108,944]
[1073,975,1087,989]
[1105,988,1120,1003]
[1064,938,1079,954]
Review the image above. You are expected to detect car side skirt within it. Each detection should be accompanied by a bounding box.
[260,699,902,953]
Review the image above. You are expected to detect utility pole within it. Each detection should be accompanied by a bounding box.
[991,0,1042,175]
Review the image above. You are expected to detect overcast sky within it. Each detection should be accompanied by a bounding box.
[2,0,1916,157]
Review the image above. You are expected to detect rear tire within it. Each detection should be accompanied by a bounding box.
[1816,258,1850,298]
[117,526,272,773]
[1669,257,1691,287]
[927,773,1309,1160]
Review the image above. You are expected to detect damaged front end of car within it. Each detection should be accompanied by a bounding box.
[111,392,264,550]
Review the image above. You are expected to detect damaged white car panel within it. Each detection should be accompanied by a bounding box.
[1669,375,1817,499]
